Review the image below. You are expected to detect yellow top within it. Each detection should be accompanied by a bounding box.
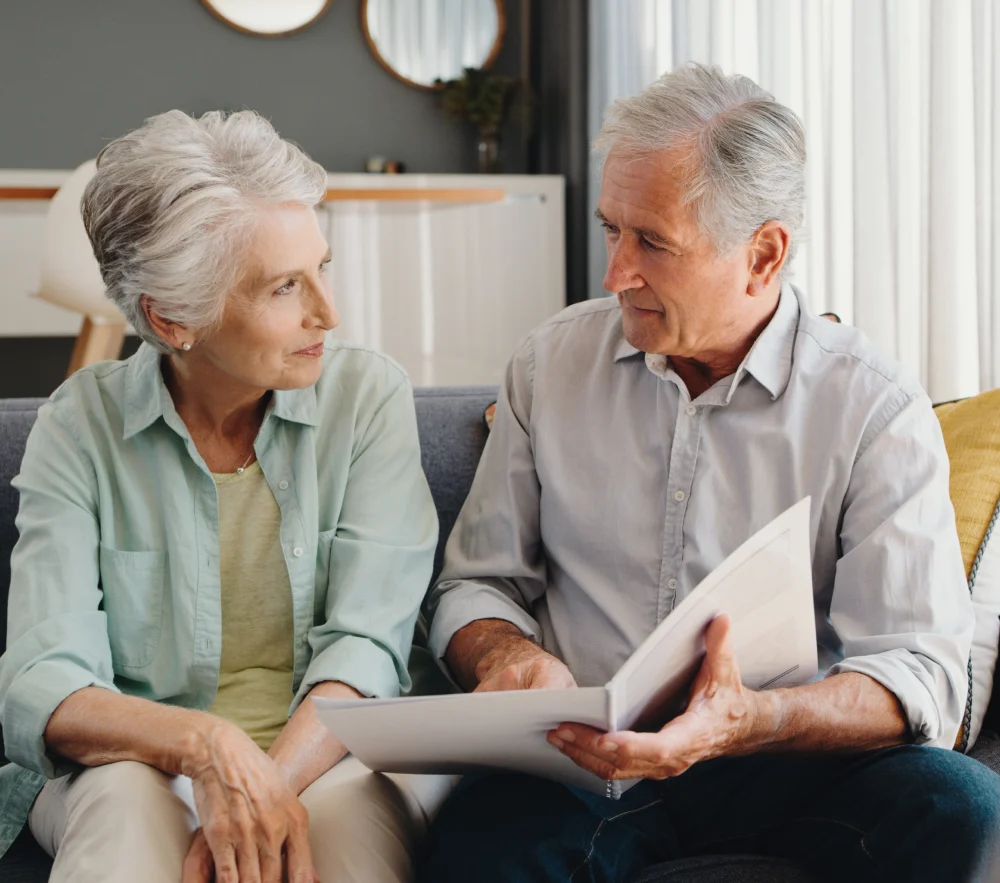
[208,461,295,751]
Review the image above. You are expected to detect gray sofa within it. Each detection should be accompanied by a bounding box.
[1,390,998,883]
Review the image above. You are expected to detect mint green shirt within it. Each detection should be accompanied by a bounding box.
[0,341,438,856]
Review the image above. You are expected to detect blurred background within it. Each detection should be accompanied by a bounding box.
[0,0,998,404]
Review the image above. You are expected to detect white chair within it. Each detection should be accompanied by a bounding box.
[36,160,127,376]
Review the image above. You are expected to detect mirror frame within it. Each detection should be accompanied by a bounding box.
[202,0,334,38]
[360,0,507,91]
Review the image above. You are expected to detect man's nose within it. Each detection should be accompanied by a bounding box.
[603,239,643,294]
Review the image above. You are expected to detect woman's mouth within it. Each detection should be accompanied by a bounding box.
[294,342,325,357]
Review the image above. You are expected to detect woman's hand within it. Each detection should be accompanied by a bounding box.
[180,718,318,883]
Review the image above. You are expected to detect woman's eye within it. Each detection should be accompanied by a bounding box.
[319,260,331,275]
[275,279,297,296]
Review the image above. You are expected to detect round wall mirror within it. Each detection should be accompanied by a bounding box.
[362,0,506,90]
[203,0,333,37]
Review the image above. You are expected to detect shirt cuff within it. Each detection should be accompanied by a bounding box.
[2,658,118,778]
[428,580,543,662]
[827,648,954,747]
[292,635,403,712]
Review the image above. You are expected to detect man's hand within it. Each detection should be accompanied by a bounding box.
[547,615,766,779]
[445,618,577,692]
[180,718,318,883]
[475,634,578,692]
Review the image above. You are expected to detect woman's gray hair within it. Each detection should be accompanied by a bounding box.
[594,64,806,265]
[82,109,327,352]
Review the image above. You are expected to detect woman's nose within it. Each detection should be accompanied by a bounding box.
[309,282,339,331]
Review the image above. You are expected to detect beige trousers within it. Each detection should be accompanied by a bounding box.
[29,758,458,883]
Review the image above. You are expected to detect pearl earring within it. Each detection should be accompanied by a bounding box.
[182,343,192,351]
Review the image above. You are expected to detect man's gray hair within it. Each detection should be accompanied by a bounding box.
[594,64,806,264]
[82,110,327,352]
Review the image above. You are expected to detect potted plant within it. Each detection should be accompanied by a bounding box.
[435,67,523,173]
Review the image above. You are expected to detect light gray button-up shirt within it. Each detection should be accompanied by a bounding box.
[427,285,974,749]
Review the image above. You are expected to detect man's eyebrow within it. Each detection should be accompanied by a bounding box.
[595,210,680,249]
[635,226,670,245]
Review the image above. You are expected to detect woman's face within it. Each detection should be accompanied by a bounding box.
[193,203,338,391]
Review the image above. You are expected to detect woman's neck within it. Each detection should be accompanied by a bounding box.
[162,352,269,442]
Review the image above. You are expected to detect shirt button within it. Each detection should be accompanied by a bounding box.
[278,480,289,490]
[674,490,686,502]
[300,634,310,646]
[293,546,304,558]
[685,405,697,416]
[667,578,678,590]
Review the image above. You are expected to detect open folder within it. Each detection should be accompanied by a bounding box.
[315,498,818,799]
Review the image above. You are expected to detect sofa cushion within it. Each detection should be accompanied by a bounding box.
[0,400,46,658]
[935,391,1000,745]
[412,387,497,583]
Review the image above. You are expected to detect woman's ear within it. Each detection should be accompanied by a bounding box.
[141,295,192,351]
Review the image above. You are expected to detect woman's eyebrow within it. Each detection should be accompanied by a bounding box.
[253,249,333,287]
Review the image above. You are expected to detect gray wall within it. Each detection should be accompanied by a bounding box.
[0,0,526,174]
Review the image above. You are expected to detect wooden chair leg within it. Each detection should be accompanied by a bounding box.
[67,317,127,377]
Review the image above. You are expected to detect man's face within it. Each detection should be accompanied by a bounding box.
[598,146,757,359]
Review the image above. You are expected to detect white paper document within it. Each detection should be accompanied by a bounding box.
[315,498,818,798]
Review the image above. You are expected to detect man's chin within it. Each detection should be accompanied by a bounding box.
[622,316,671,356]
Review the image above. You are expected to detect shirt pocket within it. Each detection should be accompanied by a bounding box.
[98,544,167,670]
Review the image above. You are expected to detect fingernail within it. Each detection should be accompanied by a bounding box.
[557,729,575,742]
[601,741,619,752]
[549,736,565,749]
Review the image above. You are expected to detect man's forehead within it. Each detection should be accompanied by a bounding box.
[600,147,689,211]
[600,158,689,225]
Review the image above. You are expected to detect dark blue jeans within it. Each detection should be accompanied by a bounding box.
[418,746,1000,883]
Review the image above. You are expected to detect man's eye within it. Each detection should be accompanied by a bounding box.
[601,222,619,235]
[641,238,665,251]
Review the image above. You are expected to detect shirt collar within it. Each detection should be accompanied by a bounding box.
[738,282,799,401]
[123,344,167,440]
[271,385,319,427]
[612,283,800,402]
[123,343,320,441]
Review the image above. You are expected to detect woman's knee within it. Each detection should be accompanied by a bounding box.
[36,762,197,883]
[301,761,423,883]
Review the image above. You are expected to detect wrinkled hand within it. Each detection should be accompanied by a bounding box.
[180,719,319,883]
[475,637,578,693]
[548,615,767,780]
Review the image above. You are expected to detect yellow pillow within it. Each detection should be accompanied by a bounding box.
[935,389,1000,749]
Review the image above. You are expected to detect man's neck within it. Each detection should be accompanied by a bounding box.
[669,288,781,400]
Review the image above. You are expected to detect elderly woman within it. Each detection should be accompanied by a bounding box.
[0,110,451,883]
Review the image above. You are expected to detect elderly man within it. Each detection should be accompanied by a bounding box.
[418,65,1000,883]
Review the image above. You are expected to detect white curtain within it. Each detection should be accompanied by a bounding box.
[588,0,1000,402]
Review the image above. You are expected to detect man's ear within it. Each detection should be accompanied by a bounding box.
[141,295,189,350]
[747,221,790,295]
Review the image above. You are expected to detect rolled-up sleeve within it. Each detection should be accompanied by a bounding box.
[0,404,119,777]
[426,339,547,661]
[829,393,974,748]
[293,377,437,708]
